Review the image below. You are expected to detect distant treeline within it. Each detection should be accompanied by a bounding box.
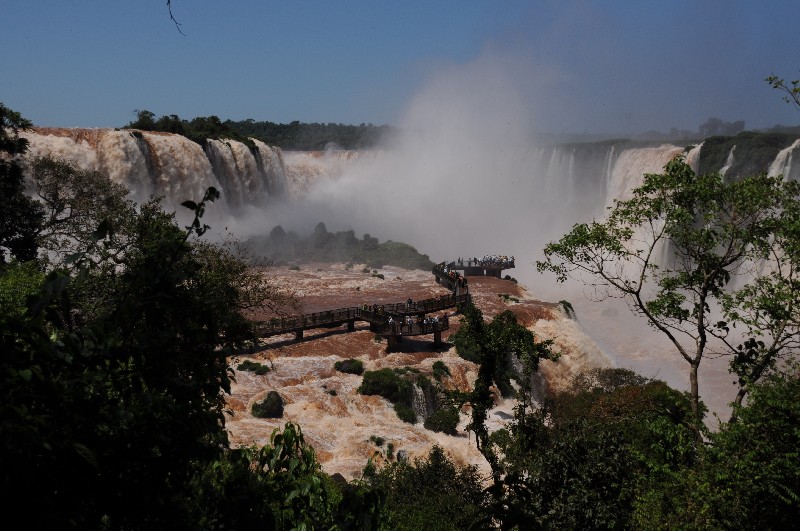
[246,222,434,270]
[226,119,396,150]
[123,110,395,150]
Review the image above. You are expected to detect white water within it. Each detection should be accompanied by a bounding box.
[769,138,800,180]
[19,128,290,229]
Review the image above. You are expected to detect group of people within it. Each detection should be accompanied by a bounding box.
[440,263,469,292]
[457,255,515,268]
[385,313,448,334]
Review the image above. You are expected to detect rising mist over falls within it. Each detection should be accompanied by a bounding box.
[20,127,800,274]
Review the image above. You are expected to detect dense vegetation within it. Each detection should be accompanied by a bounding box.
[252,391,285,419]
[124,109,256,148]
[225,118,396,150]
[247,221,435,270]
[334,358,365,375]
[123,109,395,150]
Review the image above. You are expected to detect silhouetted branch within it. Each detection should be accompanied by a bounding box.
[167,0,185,35]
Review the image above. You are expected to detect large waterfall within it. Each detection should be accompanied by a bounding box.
[21,129,800,224]
[20,128,290,214]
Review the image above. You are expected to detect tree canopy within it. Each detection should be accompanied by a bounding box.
[538,155,800,433]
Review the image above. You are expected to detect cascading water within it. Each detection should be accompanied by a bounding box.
[604,144,684,206]
[768,138,800,181]
[410,384,429,420]
[718,145,737,176]
[19,128,290,215]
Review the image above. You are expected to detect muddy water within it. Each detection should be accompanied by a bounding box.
[225,264,611,480]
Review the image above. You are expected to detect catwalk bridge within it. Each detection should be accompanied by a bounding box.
[253,258,514,351]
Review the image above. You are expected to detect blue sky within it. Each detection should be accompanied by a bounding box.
[2,0,799,134]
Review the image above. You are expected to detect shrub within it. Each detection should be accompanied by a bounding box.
[252,391,284,418]
[394,403,417,424]
[334,358,364,375]
[559,300,576,319]
[359,368,422,422]
[431,360,451,381]
[358,368,412,405]
[237,359,271,375]
[424,407,460,435]
[370,435,385,447]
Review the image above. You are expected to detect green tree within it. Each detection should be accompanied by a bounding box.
[366,445,490,530]
[632,368,800,529]
[0,188,285,527]
[452,304,556,462]
[0,103,43,263]
[767,73,800,110]
[493,368,697,529]
[538,155,800,436]
[27,156,136,267]
[189,422,350,529]
[449,302,556,529]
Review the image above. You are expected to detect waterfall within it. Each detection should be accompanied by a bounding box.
[19,128,291,214]
[604,144,684,206]
[718,145,737,176]
[411,384,429,420]
[768,138,800,181]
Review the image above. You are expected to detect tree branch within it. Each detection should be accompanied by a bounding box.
[167,0,185,35]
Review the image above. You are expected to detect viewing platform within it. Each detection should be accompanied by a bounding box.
[448,255,515,278]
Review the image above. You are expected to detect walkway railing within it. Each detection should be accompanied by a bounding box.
[254,291,472,339]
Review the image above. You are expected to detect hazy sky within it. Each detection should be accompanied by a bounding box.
[3,0,799,134]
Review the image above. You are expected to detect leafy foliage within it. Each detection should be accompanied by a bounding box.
[124,110,396,150]
[538,155,800,430]
[431,360,451,381]
[423,406,460,435]
[393,403,417,424]
[252,391,284,419]
[189,422,382,529]
[358,368,441,424]
[27,155,137,267]
[359,368,414,407]
[0,102,43,263]
[365,445,490,530]
[237,359,271,375]
[335,358,365,375]
[493,368,697,529]
[248,222,435,270]
[0,195,255,527]
[125,109,255,148]
[225,118,397,150]
[632,369,800,529]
